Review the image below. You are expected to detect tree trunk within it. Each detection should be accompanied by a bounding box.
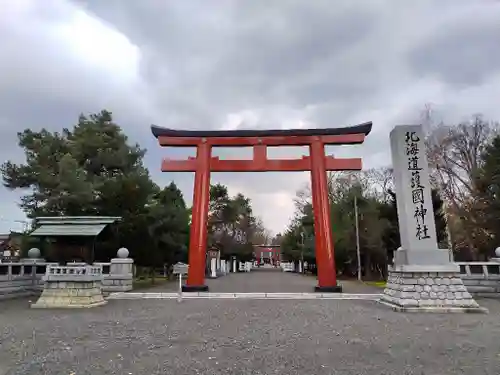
[150,266,156,285]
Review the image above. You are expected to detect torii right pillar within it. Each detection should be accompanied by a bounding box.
[310,137,341,292]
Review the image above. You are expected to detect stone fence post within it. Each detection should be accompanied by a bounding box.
[102,247,134,293]
[490,247,500,263]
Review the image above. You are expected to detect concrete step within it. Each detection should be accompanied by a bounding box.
[107,292,382,300]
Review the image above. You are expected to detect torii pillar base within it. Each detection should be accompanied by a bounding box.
[315,285,343,293]
[182,285,208,293]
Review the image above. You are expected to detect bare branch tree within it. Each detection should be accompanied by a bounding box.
[364,167,394,202]
[425,113,499,257]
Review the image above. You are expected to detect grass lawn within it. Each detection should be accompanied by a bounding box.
[304,273,387,288]
[364,280,387,288]
[133,276,173,290]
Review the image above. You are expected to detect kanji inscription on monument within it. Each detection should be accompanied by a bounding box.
[390,125,437,253]
[405,130,431,242]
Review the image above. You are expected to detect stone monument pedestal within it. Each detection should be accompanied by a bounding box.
[380,262,487,313]
[31,265,107,309]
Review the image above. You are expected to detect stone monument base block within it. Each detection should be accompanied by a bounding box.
[393,248,451,265]
[380,265,488,313]
[31,281,107,309]
[31,265,107,309]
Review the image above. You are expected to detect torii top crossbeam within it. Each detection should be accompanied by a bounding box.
[151,122,372,172]
[151,122,372,145]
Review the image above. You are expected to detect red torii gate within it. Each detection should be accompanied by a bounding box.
[151,122,372,293]
[254,245,281,266]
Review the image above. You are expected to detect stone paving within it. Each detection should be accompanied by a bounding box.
[211,268,376,293]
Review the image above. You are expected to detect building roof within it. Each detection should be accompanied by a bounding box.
[30,216,121,237]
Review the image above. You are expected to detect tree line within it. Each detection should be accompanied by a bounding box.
[279,114,500,279]
[1,110,268,270]
[5,110,499,278]
[279,169,448,279]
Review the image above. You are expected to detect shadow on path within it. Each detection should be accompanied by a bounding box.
[206,269,381,294]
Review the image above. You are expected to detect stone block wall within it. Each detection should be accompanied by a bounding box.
[456,262,500,297]
[102,258,133,294]
[382,268,479,309]
[32,265,107,308]
[102,276,133,293]
[0,255,133,300]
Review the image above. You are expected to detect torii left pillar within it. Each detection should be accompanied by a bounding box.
[185,140,211,291]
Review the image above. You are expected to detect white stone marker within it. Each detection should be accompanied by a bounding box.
[210,258,217,278]
[380,125,486,313]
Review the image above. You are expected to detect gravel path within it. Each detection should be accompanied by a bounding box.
[1,296,499,374]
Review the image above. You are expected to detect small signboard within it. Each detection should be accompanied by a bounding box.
[173,262,189,275]
[207,249,219,259]
[0,253,20,263]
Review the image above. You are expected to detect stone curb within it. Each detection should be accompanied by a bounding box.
[377,299,489,314]
[106,292,382,300]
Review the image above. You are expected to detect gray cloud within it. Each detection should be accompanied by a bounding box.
[1,0,500,233]
[408,14,500,87]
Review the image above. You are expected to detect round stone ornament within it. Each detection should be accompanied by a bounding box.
[28,247,41,259]
[117,247,129,258]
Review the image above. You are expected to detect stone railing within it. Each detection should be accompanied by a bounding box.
[0,248,134,300]
[45,264,103,280]
[456,261,500,297]
[0,261,58,300]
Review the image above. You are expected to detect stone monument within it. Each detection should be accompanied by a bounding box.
[380,125,487,313]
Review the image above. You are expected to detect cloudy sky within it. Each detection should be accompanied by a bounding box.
[1,0,500,234]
